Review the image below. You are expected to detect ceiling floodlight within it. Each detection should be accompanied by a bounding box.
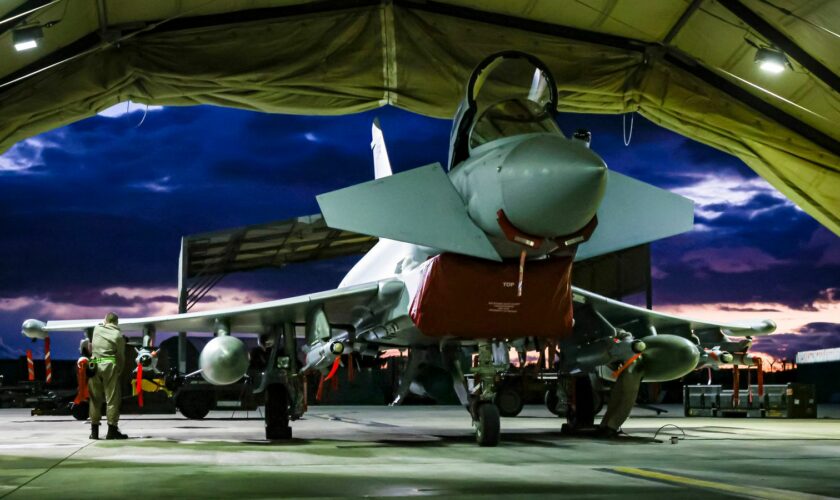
[12,26,43,52]
[755,47,788,74]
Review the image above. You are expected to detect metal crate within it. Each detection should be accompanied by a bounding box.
[684,383,816,418]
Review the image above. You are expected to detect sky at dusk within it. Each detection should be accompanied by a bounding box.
[0,103,837,361]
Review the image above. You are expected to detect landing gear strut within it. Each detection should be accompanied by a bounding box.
[468,341,505,446]
[260,322,303,441]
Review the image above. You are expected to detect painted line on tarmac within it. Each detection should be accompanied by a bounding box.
[605,466,834,500]
[0,440,96,500]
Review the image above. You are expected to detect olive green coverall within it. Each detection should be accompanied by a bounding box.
[88,323,125,426]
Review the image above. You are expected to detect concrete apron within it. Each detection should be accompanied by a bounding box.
[1,405,839,499]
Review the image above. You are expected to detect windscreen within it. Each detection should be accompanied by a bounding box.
[469,98,562,149]
[468,57,560,149]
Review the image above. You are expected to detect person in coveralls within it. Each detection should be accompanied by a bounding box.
[88,312,128,440]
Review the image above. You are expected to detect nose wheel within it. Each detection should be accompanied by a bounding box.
[474,403,500,447]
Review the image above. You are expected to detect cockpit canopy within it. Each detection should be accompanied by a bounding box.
[448,51,560,169]
[469,98,562,149]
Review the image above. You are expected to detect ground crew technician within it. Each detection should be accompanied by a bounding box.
[88,312,128,440]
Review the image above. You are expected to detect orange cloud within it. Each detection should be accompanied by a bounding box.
[655,298,839,335]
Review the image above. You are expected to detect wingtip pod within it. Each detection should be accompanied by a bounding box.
[723,319,777,337]
[759,319,777,334]
[21,319,47,339]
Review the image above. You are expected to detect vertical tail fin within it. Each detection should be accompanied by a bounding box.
[371,118,393,179]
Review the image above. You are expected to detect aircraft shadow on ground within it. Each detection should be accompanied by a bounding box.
[117,430,663,450]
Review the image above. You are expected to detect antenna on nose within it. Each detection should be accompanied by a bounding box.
[573,129,592,148]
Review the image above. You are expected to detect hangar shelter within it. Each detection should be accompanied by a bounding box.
[0,0,838,232]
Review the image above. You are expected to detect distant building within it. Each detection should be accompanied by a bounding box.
[796,348,840,403]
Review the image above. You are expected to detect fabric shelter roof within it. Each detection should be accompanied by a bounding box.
[0,0,837,232]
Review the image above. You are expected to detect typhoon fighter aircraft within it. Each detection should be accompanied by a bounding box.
[22,52,774,446]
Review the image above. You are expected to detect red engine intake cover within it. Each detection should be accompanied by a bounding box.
[409,253,574,339]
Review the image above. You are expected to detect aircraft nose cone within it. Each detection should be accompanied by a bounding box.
[500,135,607,237]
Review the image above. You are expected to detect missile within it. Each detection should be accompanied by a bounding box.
[301,337,347,374]
[696,347,734,370]
[730,353,759,367]
[134,347,161,374]
[572,332,646,370]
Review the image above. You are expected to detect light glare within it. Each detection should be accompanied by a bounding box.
[759,60,785,74]
[14,40,38,51]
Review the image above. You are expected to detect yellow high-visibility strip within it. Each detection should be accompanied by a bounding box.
[611,467,833,500]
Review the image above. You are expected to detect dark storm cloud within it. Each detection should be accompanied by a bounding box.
[753,323,840,359]
[1,105,838,360]
[0,338,21,358]
[558,113,755,191]
[0,106,451,300]
[33,289,180,308]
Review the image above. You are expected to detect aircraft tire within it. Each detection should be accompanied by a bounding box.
[544,389,562,416]
[565,376,595,429]
[265,383,292,440]
[475,403,501,447]
[177,390,213,420]
[495,387,524,417]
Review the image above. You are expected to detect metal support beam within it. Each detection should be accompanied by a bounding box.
[95,0,107,35]
[645,245,653,310]
[718,0,840,94]
[0,0,59,32]
[663,0,704,45]
[177,237,188,374]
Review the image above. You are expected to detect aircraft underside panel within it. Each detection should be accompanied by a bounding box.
[409,253,573,339]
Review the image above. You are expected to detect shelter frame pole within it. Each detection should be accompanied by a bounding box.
[177,237,188,375]
[645,244,653,310]
[663,0,704,45]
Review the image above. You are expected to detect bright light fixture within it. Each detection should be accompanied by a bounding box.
[755,47,788,74]
[14,40,38,51]
[12,26,43,52]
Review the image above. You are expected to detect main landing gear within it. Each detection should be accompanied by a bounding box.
[261,323,303,441]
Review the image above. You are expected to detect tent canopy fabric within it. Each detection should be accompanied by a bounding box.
[0,0,837,233]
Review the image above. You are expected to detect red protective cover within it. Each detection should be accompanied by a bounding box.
[409,253,574,339]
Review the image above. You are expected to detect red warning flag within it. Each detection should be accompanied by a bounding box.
[136,362,144,408]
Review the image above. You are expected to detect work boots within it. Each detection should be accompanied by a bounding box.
[89,424,99,440]
[106,424,128,440]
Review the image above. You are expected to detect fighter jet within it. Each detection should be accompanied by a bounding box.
[22,51,774,446]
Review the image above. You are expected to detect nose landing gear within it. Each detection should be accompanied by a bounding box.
[473,402,500,446]
[468,341,506,446]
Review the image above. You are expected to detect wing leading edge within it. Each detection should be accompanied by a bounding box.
[42,283,382,334]
[573,286,776,337]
